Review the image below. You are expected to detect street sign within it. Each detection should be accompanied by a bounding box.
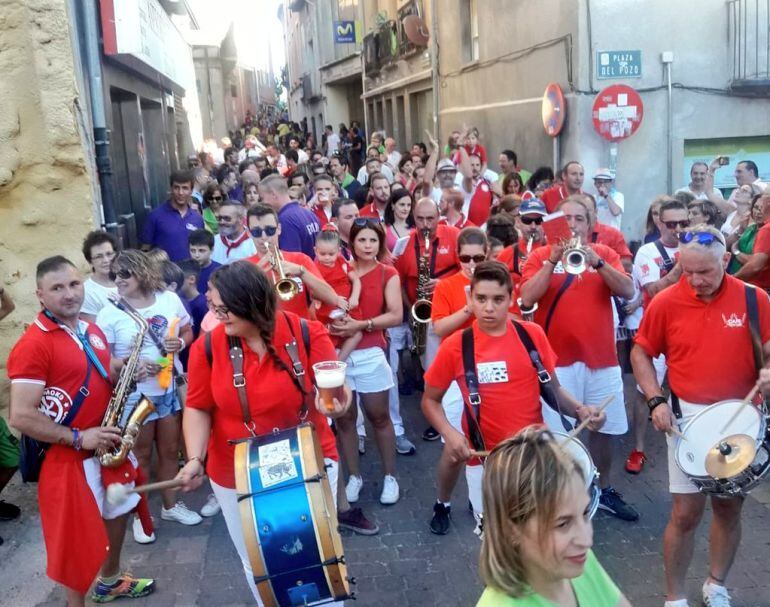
[592,84,644,142]
[596,50,642,79]
[334,21,356,44]
[541,83,566,137]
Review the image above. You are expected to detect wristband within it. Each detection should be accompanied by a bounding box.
[72,427,82,451]
[646,396,668,413]
[178,336,186,351]
[365,318,374,332]
[188,455,204,466]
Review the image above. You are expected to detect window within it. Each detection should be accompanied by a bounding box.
[462,0,479,63]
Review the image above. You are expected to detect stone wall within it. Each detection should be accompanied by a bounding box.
[0,0,99,410]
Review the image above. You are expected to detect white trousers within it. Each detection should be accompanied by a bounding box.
[211,459,341,605]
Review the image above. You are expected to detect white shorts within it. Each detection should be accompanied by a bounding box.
[666,400,704,494]
[635,354,668,394]
[442,381,464,437]
[387,322,411,351]
[344,347,395,394]
[84,452,140,519]
[549,363,628,435]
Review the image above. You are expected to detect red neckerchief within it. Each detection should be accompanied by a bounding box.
[220,231,250,257]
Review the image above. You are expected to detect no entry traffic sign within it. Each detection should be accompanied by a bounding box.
[542,83,566,137]
[592,84,643,142]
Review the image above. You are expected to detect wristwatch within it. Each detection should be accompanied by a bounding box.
[646,395,668,413]
[593,258,606,271]
[365,318,374,332]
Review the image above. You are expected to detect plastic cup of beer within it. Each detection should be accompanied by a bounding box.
[313,361,347,412]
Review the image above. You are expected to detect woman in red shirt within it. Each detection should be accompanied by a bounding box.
[177,261,351,603]
[384,187,414,252]
[329,219,404,506]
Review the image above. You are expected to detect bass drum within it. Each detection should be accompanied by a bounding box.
[234,423,350,606]
[551,430,601,518]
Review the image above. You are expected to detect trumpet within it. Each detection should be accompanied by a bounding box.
[267,242,299,301]
[562,236,588,275]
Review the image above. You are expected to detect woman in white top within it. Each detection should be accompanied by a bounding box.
[721,185,754,238]
[80,231,118,323]
[96,250,198,544]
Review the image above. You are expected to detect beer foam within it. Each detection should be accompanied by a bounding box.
[315,368,346,388]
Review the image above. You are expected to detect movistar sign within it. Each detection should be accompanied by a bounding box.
[334,20,356,44]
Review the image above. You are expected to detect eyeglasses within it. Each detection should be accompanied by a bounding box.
[678,231,725,247]
[207,300,230,318]
[458,254,487,264]
[520,216,544,225]
[215,215,233,223]
[115,269,133,280]
[664,220,691,230]
[209,195,224,202]
[353,217,382,226]
[91,252,116,262]
[249,225,278,237]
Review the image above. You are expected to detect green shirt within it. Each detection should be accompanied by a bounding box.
[476,551,620,607]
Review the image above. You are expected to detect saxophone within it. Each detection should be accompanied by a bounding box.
[97,296,157,468]
[410,229,432,355]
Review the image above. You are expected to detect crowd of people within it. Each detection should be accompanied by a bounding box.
[3,117,770,607]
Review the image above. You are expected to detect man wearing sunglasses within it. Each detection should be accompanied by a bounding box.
[632,225,770,607]
[210,201,256,265]
[497,198,547,284]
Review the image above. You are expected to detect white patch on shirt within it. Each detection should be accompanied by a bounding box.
[477,361,508,384]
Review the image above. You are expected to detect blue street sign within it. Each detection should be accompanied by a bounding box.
[334,21,356,44]
[596,50,642,79]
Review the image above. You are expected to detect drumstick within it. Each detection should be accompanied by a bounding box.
[469,450,490,458]
[565,395,614,440]
[106,478,187,505]
[719,382,760,434]
[667,427,687,441]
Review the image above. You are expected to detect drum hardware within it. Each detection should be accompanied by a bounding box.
[551,430,601,519]
[705,434,757,479]
[517,298,538,322]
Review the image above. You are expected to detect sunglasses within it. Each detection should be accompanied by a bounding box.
[353,217,382,226]
[207,300,230,318]
[520,216,544,225]
[664,220,691,230]
[249,225,278,237]
[114,269,133,280]
[678,231,725,247]
[209,195,224,202]
[459,254,487,264]
[215,215,233,223]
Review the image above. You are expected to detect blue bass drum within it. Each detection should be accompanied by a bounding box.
[234,423,350,606]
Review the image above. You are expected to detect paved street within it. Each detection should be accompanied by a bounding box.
[2,377,770,606]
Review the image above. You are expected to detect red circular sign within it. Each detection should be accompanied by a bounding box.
[541,83,566,137]
[592,84,644,142]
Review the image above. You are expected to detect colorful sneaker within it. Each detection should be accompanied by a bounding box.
[598,487,639,522]
[379,475,400,505]
[161,501,203,525]
[702,581,731,607]
[625,450,647,474]
[337,507,379,535]
[346,474,363,503]
[132,516,155,544]
[422,426,440,441]
[200,493,221,518]
[429,502,451,535]
[396,434,416,455]
[90,572,155,603]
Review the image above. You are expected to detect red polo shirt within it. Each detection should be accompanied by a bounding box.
[635,276,770,403]
[186,314,339,489]
[521,244,624,368]
[359,202,385,220]
[246,251,325,319]
[750,222,770,289]
[591,222,632,261]
[439,214,475,230]
[541,185,583,213]
[395,224,460,302]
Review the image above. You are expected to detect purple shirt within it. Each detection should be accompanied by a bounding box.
[139,201,205,261]
[278,201,320,258]
[196,260,221,294]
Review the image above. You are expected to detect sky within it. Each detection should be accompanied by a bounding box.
[187,0,285,75]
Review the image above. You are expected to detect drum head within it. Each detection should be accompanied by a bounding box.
[676,400,763,477]
[551,431,596,490]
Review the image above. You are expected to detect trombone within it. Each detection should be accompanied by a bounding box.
[266,242,299,301]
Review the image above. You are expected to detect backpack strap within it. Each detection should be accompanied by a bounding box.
[461,327,486,453]
[653,240,675,275]
[282,312,314,421]
[543,273,576,334]
[226,335,255,436]
[205,331,213,367]
[744,284,764,374]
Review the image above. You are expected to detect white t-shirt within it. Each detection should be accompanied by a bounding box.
[296,149,309,164]
[721,210,745,237]
[675,185,725,201]
[96,291,191,396]
[356,164,395,185]
[386,150,402,170]
[596,190,625,230]
[82,278,117,317]
[633,241,679,288]
[211,233,258,265]
[326,133,340,157]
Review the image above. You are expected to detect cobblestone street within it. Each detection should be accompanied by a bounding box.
[2,380,770,606]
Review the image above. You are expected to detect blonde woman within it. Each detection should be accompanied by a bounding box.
[477,426,633,607]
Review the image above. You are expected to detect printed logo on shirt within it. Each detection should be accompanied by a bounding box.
[722,313,746,329]
[89,333,106,351]
[438,246,450,255]
[477,361,509,384]
[480,183,489,193]
[148,315,169,343]
[39,387,72,423]
[640,263,650,278]
[185,223,198,231]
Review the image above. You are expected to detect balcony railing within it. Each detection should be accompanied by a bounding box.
[728,0,770,90]
[363,0,426,78]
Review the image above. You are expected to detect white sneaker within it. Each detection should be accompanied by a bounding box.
[161,501,203,525]
[200,493,221,518]
[663,601,689,607]
[702,581,731,607]
[379,475,399,505]
[132,516,156,544]
[346,475,363,503]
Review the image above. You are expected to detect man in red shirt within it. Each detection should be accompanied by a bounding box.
[632,225,770,607]
[438,187,475,229]
[309,174,337,228]
[580,194,633,271]
[422,261,605,534]
[520,197,638,522]
[8,256,154,605]
[359,172,391,220]
[734,193,770,289]
[497,198,547,289]
[541,161,585,212]
[458,146,501,226]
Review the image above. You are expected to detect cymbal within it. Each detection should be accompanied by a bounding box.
[705,434,756,479]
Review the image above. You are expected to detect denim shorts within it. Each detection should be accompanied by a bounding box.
[123,391,181,425]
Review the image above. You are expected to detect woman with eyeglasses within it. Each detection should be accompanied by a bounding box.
[728,193,765,274]
[330,219,404,506]
[202,182,227,234]
[176,261,351,604]
[80,230,119,323]
[384,188,414,252]
[95,250,199,544]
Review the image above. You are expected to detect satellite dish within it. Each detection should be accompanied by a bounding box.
[403,15,430,46]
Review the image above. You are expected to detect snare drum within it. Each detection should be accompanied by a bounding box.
[551,431,601,518]
[234,423,350,607]
[675,399,770,497]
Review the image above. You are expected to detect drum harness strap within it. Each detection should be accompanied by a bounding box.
[460,321,574,458]
[669,284,763,418]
